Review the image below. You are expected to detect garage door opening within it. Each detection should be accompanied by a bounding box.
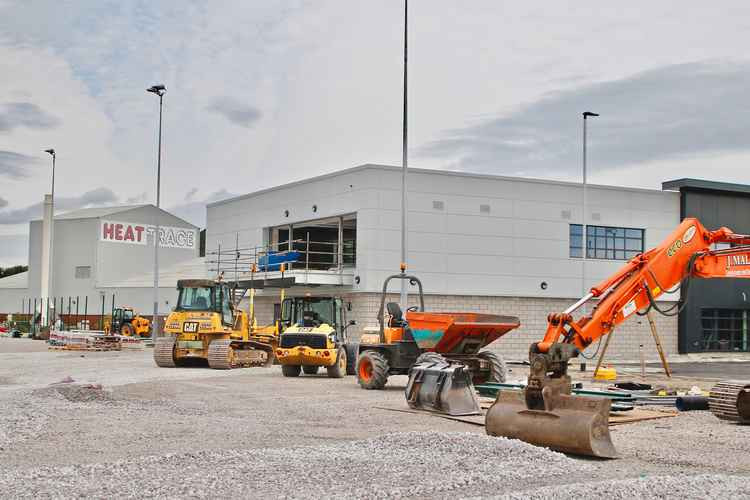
[268,214,356,271]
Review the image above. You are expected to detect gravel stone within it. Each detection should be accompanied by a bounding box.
[0,432,589,499]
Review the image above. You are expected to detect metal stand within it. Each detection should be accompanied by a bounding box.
[646,310,672,378]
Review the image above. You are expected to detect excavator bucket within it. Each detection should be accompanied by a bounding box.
[405,358,481,416]
[485,389,617,458]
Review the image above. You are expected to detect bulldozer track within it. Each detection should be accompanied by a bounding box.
[153,337,177,367]
[709,380,750,423]
[207,340,234,369]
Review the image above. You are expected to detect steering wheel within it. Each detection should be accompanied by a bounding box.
[406,306,419,312]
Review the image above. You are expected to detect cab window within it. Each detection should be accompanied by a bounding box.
[177,287,213,311]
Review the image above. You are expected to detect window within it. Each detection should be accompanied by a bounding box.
[701,308,749,352]
[74,266,91,279]
[177,287,213,311]
[569,225,644,260]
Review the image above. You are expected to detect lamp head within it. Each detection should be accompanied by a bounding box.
[583,111,600,119]
[44,148,55,157]
[146,84,166,96]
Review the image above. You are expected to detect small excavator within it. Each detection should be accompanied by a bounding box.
[486,218,750,458]
[110,307,151,337]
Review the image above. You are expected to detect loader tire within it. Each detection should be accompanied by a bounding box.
[282,364,301,377]
[344,343,358,375]
[476,350,507,384]
[121,323,134,337]
[357,350,389,390]
[302,365,319,375]
[327,348,346,379]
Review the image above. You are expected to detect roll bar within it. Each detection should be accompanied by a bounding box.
[378,270,424,343]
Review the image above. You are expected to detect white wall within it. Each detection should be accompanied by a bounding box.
[207,165,680,299]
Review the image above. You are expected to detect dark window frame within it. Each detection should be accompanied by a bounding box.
[569,224,644,261]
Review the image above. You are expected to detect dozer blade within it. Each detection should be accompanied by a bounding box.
[405,357,481,416]
[485,389,617,458]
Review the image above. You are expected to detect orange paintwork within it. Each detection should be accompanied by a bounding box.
[404,311,520,351]
[537,218,750,353]
[383,327,405,343]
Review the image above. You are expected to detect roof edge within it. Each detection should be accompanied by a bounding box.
[663,178,750,196]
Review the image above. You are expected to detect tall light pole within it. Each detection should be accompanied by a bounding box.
[581,111,598,297]
[400,0,409,308]
[44,148,56,327]
[147,84,166,341]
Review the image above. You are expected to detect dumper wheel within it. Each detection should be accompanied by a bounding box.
[327,348,346,379]
[476,350,507,384]
[344,343,358,375]
[414,352,444,367]
[282,364,301,377]
[357,350,389,390]
[302,365,319,375]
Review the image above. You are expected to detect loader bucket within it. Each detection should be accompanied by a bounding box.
[405,359,481,416]
[485,389,617,458]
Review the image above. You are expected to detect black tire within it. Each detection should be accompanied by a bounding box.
[302,365,319,375]
[281,364,301,377]
[121,323,134,337]
[414,351,444,366]
[327,348,346,379]
[356,350,389,390]
[476,350,507,384]
[344,343,358,375]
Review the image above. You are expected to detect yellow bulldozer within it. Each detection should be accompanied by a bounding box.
[154,279,276,369]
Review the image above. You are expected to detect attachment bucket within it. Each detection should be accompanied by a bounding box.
[485,389,617,458]
[405,359,481,416]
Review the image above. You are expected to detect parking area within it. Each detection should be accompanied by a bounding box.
[0,338,748,498]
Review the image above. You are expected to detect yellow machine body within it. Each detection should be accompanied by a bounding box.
[276,323,339,367]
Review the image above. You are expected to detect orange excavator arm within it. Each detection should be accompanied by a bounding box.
[485,218,750,458]
[537,217,750,354]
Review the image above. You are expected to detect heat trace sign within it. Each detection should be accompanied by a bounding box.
[100,220,196,249]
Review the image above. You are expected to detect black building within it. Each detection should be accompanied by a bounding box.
[663,179,750,354]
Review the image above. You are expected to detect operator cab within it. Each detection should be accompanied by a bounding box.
[175,280,235,326]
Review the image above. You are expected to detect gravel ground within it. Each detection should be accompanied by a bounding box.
[1,338,749,498]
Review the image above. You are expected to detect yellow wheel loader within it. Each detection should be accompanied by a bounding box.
[111,307,151,337]
[154,279,275,369]
[275,296,357,378]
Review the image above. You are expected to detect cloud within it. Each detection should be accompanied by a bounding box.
[0,187,118,225]
[0,102,60,132]
[169,189,237,228]
[207,97,262,128]
[126,192,148,204]
[184,187,199,201]
[0,150,38,178]
[419,61,750,178]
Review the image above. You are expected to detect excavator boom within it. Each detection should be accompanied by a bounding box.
[487,218,750,458]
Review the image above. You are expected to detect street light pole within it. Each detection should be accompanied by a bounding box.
[581,111,599,297]
[44,148,56,327]
[147,84,166,341]
[400,0,409,308]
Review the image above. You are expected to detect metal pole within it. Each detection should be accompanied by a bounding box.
[152,92,164,342]
[49,153,55,307]
[75,296,79,330]
[400,0,409,308]
[582,115,587,299]
[100,294,105,331]
[84,296,88,330]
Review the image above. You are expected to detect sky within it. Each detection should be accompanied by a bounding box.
[1,1,750,267]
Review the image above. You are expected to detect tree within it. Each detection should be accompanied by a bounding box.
[0,265,28,279]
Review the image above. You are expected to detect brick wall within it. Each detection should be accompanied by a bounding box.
[244,293,677,362]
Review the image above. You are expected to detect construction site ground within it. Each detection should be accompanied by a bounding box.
[1,338,748,499]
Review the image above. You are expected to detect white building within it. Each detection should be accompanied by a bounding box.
[206,164,682,361]
[0,204,199,327]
